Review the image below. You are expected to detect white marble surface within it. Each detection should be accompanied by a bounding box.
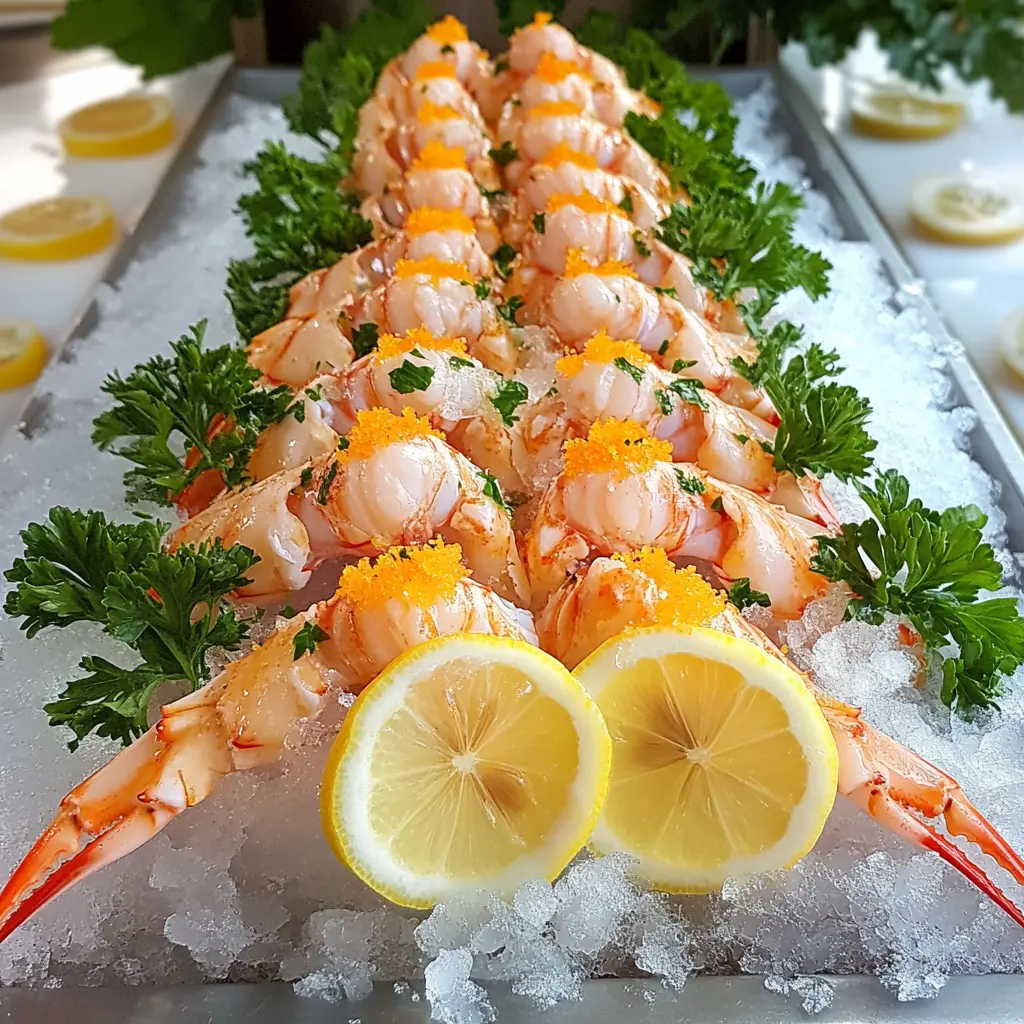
[780,42,1024,444]
[0,53,231,437]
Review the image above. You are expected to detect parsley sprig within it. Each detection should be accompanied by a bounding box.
[657,183,832,316]
[812,471,1024,712]
[92,321,294,506]
[4,509,258,748]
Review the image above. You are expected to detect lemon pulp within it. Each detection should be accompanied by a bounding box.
[59,95,175,158]
[322,635,611,907]
[0,320,49,390]
[0,196,116,261]
[575,626,837,892]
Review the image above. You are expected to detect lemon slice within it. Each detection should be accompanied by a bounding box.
[851,88,964,140]
[573,625,837,892]
[0,196,117,261]
[910,174,1024,246]
[321,634,612,908]
[58,95,175,159]
[0,319,49,390]
[1000,309,1024,380]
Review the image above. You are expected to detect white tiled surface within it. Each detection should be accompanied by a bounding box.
[0,53,230,437]
[781,43,1024,443]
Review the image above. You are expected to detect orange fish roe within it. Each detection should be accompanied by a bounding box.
[564,248,638,279]
[417,102,462,124]
[555,330,651,378]
[538,142,598,170]
[546,192,626,217]
[425,15,468,45]
[395,256,475,285]
[562,419,672,479]
[336,539,467,610]
[535,52,586,84]
[610,548,726,628]
[532,10,553,26]
[405,207,475,236]
[527,100,585,119]
[415,61,458,81]
[375,327,468,361]
[410,140,467,171]
[337,408,443,464]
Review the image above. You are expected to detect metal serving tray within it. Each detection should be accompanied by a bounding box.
[3,65,1024,1023]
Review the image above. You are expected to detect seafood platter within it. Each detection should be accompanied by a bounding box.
[2,6,1024,1020]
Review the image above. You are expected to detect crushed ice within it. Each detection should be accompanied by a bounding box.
[1,79,1024,1023]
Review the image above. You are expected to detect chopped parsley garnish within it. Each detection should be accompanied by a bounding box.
[389,360,435,394]
[711,496,724,512]
[491,378,529,426]
[337,437,350,451]
[619,193,634,214]
[479,470,514,517]
[489,140,519,167]
[300,466,314,487]
[280,604,298,619]
[498,295,525,326]
[449,355,475,370]
[668,377,708,410]
[352,321,380,359]
[4,509,258,749]
[812,471,1024,713]
[653,285,677,298]
[675,469,706,495]
[633,232,652,257]
[614,357,645,385]
[493,243,517,281]
[292,620,331,660]
[656,389,674,415]
[533,212,546,234]
[474,278,492,301]
[727,578,772,610]
[658,340,669,356]
[672,359,696,372]
[317,462,338,505]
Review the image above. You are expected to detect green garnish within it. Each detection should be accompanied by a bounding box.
[479,470,514,517]
[389,360,435,394]
[675,469,706,495]
[493,243,517,281]
[491,378,530,426]
[727,578,772,610]
[352,322,380,359]
[489,141,519,167]
[293,621,331,660]
[812,471,1024,712]
[4,509,258,749]
[92,321,293,506]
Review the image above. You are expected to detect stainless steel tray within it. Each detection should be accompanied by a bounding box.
[3,64,1024,1022]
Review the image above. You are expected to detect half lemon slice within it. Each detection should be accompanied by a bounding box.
[0,320,49,390]
[58,95,175,159]
[851,88,964,140]
[321,634,611,908]
[573,625,837,892]
[0,196,116,261]
[910,174,1024,246]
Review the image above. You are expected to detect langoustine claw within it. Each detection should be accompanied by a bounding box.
[0,541,536,944]
[539,551,1024,928]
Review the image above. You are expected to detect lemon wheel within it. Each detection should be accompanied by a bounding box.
[0,196,117,261]
[573,625,837,892]
[58,95,175,159]
[321,634,611,908]
[910,175,1024,246]
[0,320,49,390]
[850,89,964,140]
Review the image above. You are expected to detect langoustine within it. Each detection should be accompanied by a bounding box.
[170,407,529,606]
